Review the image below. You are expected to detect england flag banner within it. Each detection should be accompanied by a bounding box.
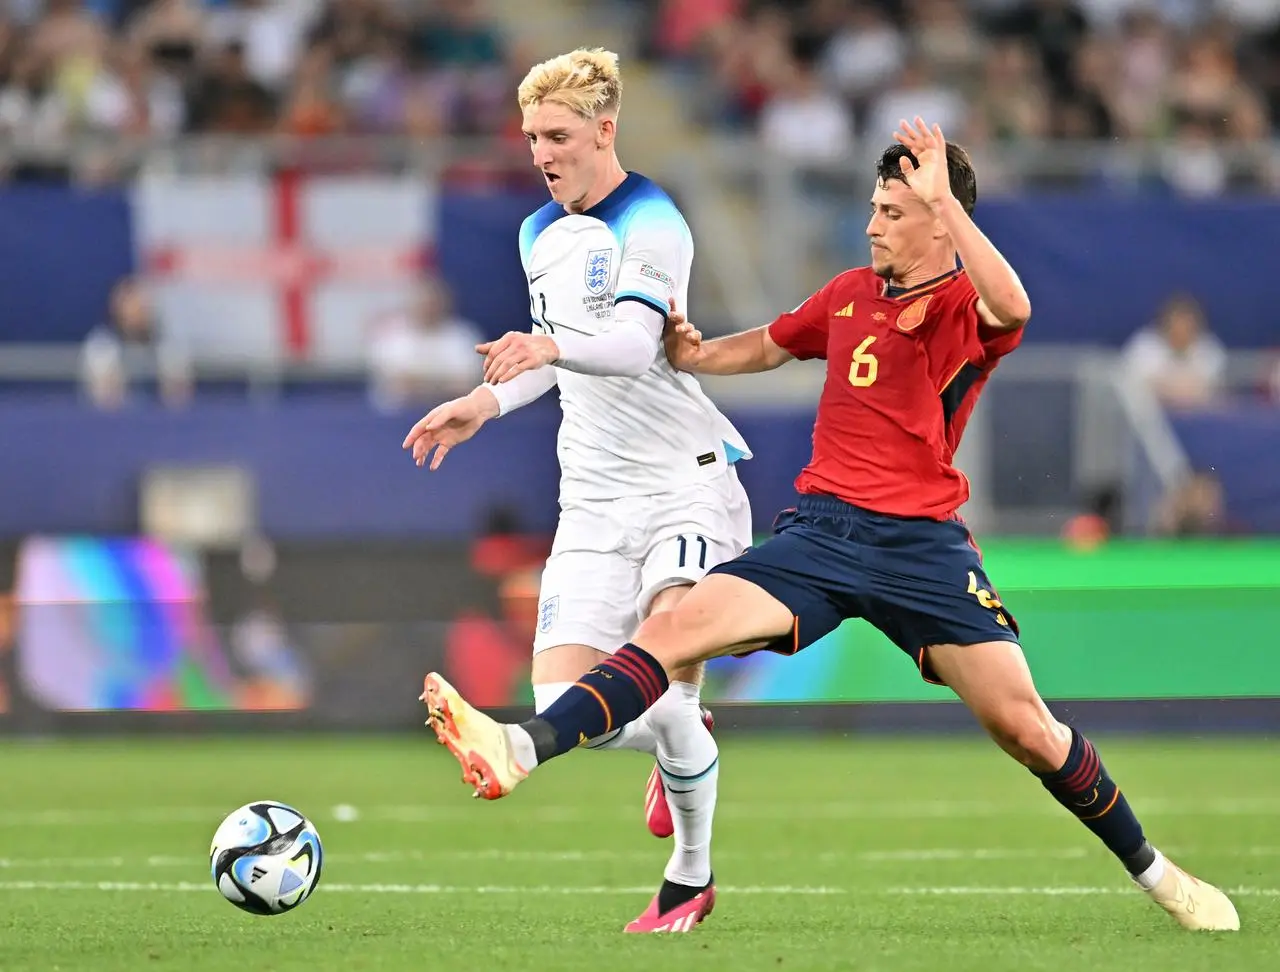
[134,174,437,364]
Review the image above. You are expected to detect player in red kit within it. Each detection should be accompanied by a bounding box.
[419,119,1239,933]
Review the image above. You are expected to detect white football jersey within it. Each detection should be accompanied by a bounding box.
[518,173,751,501]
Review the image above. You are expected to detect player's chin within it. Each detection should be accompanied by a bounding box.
[870,253,893,279]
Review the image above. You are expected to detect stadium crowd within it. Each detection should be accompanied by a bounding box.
[633,0,1280,192]
[0,0,527,169]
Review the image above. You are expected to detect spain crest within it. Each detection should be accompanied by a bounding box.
[896,294,934,331]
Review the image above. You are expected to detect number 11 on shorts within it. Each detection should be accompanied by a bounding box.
[678,535,708,570]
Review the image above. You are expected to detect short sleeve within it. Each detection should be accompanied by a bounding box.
[948,273,1023,363]
[980,320,1025,361]
[614,211,690,319]
[768,277,840,360]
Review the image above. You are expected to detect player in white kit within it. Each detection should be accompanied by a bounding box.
[402,48,751,933]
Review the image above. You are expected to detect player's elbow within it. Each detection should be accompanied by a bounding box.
[984,293,1031,330]
[1000,308,1031,330]
[1003,294,1032,328]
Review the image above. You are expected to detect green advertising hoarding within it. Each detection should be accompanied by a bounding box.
[702,540,1280,703]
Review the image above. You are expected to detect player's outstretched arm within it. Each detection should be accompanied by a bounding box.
[401,369,556,470]
[663,310,793,376]
[894,117,1031,330]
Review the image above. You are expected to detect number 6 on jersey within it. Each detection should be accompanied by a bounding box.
[848,335,879,387]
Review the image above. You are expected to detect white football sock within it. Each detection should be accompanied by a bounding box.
[1133,847,1168,891]
[646,679,718,888]
[505,724,538,771]
[532,681,657,754]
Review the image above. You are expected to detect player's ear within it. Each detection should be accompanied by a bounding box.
[596,114,616,149]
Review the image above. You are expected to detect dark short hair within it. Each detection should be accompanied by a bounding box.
[876,142,977,216]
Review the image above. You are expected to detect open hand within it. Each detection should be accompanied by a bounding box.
[401,394,490,470]
[892,116,953,210]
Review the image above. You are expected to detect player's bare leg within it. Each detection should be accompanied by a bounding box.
[927,639,1240,932]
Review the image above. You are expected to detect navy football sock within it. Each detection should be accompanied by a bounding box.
[1034,727,1156,875]
[519,643,668,763]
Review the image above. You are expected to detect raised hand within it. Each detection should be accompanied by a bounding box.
[892,116,952,210]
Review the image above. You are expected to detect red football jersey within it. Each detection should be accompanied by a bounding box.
[768,267,1023,520]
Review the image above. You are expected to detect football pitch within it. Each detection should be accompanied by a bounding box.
[1,733,1277,971]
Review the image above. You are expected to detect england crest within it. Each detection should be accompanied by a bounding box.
[584,248,612,296]
[538,595,560,634]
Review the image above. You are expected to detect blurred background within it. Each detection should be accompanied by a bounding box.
[1,0,1279,734]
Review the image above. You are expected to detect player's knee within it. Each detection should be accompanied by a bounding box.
[633,607,707,674]
[983,702,1070,771]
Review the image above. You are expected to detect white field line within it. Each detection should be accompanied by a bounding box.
[887,886,1280,898]
[6,844,1280,871]
[0,881,843,895]
[0,881,1278,898]
[4,798,1280,828]
[0,847,1094,870]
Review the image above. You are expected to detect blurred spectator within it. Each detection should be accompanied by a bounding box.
[1121,293,1226,407]
[83,41,185,134]
[205,0,315,90]
[185,39,274,133]
[0,0,517,149]
[696,3,791,129]
[228,537,309,711]
[277,39,345,135]
[1150,469,1228,536]
[642,0,741,65]
[909,0,986,87]
[409,0,503,67]
[758,32,852,164]
[967,37,1051,143]
[1109,8,1174,139]
[79,274,192,409]
[1061,483,1123,550]
[863,57,967,144]
[366,277,484,410]
[1159,112,1236,196]
[0,46,70,174]
[821,4,906,106]
[640,0,1278,189]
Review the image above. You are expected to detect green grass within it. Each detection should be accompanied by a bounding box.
[0,734,1277,971]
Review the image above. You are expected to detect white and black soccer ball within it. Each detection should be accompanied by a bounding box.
[209,801,323,915]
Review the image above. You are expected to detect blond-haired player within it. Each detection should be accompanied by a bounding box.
[403,48,749,933]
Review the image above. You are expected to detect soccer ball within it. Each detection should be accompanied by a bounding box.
[209,801,323,915]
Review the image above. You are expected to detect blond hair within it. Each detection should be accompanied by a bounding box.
[517,48,622,119]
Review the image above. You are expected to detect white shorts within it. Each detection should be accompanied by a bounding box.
[532,467,753,655]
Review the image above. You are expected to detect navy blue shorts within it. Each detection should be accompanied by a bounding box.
[707,494,1020,684]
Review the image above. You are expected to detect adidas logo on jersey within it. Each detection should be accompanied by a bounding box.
[833,302,855,317]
